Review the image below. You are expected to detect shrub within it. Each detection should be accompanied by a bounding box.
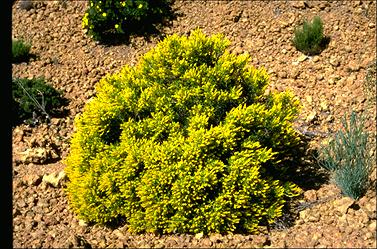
[12,39,31,63]
[12,77,68,125]
[292,16,329,56]
[318,111,372,200]
[82,0,173,42]
[64,29,302,234]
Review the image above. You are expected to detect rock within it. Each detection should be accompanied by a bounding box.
[42,171,67,188]
[345,46,352,53]
[67,235,91,249]
[329,57,340,67]
[320,101,329,111]
[19,148,49,164]
[298,54,308,62]
[291,1,307,9]
[347,61,361,72]
[333,197,355,214]
[306,111,317,123]
[278,71,287,79]
[317,2,330,10]
[368,220,376,232]
[209,233,223,243]
[23,174,42,186]
[306,95,313,105]
[312,56,320,63]
[369,23,375,28]
[363,202,377,218]
[202,238,213,247]
[253,235,270,247]
[78,219,88,227]
[195,232,204,240]
[304,190,317,202]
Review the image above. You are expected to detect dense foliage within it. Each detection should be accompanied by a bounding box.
[65,29,302,234]
[292,16,329,56]
[82,0,173,42]
[12,38,31,63]
[318,111,373,200]
[12,77,68,125]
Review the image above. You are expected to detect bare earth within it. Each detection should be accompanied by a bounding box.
[12,1,376,248]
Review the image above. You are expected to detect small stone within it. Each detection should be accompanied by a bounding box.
[304,190,317,202]
[312,56,320,62]
[282,48,287,54]
[330,57,340,67]
[368,23,375,28]
[306,111,317,123]
[345,46,352,53]
[298,54,308,62]
[42,171,67,188]
[320,101,329,111]
[333,25,339,31]
[78,219,88,227]
[232,46,243,55]
[306,95,313,105]
[23,174,42,186]
[278,71,287,79]
[347,61,361,72]
[209,233,223,243]
[318,2,330,10]
[368,220,376,232]
[202,238,212,247]
[291,1,307,9]
[195,232,204,240]
[253,235,269,247]
[328,78,336,85]
[333,197,355,214]
[363,202,377,218]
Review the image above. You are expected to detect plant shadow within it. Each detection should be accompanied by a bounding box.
[12,53,38,64]
[258,133,331,232]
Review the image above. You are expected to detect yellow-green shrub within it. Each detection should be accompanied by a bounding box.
[65,29,302,234]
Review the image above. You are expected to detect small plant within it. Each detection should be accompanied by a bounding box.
[82,0,173,42]
[12,77,68,126]
[318,111,372,200]
[12,38,31,63]
[65,29,303,235]
[292,16,329,56]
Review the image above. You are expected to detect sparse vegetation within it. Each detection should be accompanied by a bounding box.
[82,0,173,42]
[292,16,329,56]
[12,77,68,126]
[318,111,373,200]
[12,38,31,63]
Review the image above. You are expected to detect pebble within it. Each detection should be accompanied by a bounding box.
[312,56,320,62]
[304,190,317,202]
[368,220,376,232]
[334,197,355,215]
[306,111,317,123]
[42,171,67,188]
[329,57,340,67]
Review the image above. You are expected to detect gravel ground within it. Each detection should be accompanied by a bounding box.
[12,0,376,248]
